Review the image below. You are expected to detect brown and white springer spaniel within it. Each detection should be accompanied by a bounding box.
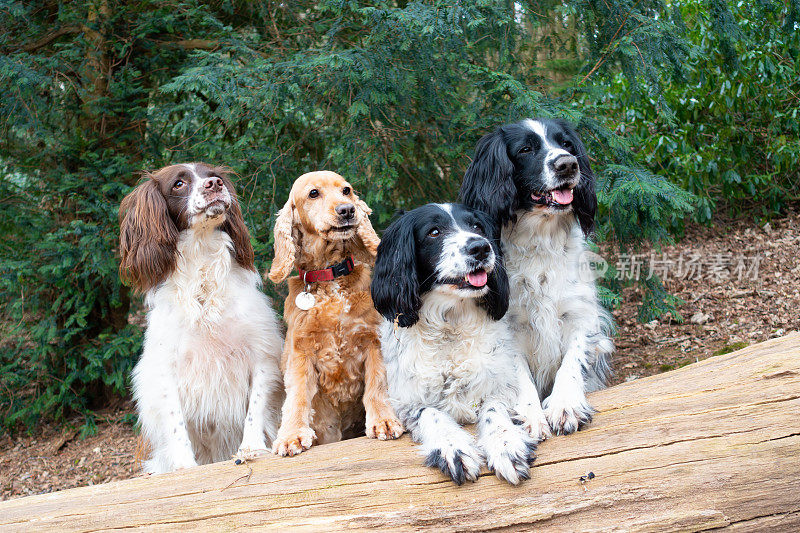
[119,162,284,473]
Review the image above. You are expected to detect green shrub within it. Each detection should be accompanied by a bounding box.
[589,0,800,222]
[0,0,725,432]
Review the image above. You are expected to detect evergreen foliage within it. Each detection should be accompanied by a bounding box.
[0,0,788,431]
[591,0,800,222]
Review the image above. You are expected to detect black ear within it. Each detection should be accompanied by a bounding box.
[371,215,421,327]
[475,210,510,320]
[561,121,597,237]
[460,129,518,227]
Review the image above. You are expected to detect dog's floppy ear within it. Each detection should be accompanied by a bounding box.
[267,195,298,283]
[370,214,420,327]
[352,195,380,265]
[119,178,178,293]
[460,128,518,227]
[559,120,597,237]
[218,169,255,272]
[475,209,509,320]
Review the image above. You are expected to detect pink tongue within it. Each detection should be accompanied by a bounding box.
[466,270,488,287]
[550,188,574,205]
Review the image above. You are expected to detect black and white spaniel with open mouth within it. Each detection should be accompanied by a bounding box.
[460,118,614,439]
[371,203,540,485]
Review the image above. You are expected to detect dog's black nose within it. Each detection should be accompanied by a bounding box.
[204,177,224,191]
[465,237,491,261]
[553,155,579,175]
[336,203,355,220]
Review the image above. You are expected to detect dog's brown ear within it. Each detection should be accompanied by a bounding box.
[218,170,255,272]
[353,197,380,265]
[119,178,178,293]
[267,196,298,283]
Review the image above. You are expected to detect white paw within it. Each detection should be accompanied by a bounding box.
[514,405,552,443]
[170,449,198,471]
[272,426,316,457]
[233,444,268,464]
[480,421,537,485]
[543,394,594,436]
[423,439,484,485]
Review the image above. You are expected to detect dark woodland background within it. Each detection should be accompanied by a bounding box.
[0,0,798,433]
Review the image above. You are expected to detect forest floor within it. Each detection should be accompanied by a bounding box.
[2,212,799,501]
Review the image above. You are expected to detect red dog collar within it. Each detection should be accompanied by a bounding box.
[298,256,355,283]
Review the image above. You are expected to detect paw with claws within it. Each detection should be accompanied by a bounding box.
[543,394,594,436]
[514,405,553,443]
[366,415,405,440]
[272,426,316,457]
[233,447,268,464]
[481,425,537,485]
[424,442,484,485]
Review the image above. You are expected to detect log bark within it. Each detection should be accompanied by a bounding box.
[2,333,800,532]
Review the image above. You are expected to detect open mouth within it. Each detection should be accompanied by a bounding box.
[531,186,574,209]
[443,269,489,290]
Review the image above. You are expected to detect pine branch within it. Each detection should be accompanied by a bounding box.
[163,39,220,51]
[13,25,85,53]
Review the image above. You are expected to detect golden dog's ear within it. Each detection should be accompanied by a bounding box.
[267,197,298,283]
[353,197,380,265]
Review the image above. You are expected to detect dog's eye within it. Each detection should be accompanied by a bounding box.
[562,139,573,150]
[309,189,319,198]
[173,180,185,189]
[427,228,440,238]
[342,186,351,195]
[471,223,483,234]
[518,146,532,154]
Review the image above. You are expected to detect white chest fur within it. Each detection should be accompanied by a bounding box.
[502,212,603,392]
[382,294,519,424]
[143,228,264,430]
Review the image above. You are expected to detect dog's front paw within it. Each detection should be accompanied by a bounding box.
[170,449,198,471]
[366,415,404,440]
[482,425,537,485]
[514,406,552,443]
[424,443,483,485]
[233,444,268,464]
[272,427,316,457]
[543,395,594,436]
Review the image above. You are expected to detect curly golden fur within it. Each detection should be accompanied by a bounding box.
[268,171,403,456]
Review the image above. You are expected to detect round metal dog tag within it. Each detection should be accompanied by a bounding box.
[295,291,315,311]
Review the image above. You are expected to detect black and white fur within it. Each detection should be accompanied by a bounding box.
[371,203,538,485]
[460,118,613,437]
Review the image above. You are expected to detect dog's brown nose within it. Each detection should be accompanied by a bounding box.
[336,203,355,220]
[553,155,578,175]
[204,177,224,191]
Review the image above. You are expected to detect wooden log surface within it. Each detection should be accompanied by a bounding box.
[2,333,800,532]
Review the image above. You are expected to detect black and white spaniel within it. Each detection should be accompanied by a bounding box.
[371,203,539,485]
[460,119,614,439]
[119,163,284,473]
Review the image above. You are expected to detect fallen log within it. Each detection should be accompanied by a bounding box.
[2,333,800,532]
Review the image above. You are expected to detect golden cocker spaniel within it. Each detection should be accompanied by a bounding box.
[268,170,403,456]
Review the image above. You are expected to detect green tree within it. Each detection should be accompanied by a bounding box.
[589,0,800,222]
[3,0,780,431]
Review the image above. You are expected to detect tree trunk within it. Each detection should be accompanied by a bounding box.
[1,333,799,531]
